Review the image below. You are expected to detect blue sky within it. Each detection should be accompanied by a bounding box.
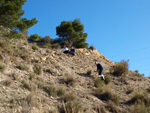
[23,0,150,77]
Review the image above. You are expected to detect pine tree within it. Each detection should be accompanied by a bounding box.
[56,19,88,48]
[0,0,38,31]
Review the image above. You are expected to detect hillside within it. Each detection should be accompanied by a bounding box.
[0,35,150,113]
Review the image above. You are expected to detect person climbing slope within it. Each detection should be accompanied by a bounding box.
[95,61,105,80]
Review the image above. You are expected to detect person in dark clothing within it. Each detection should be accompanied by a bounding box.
[69,46,76,56]
[95,62,105,80]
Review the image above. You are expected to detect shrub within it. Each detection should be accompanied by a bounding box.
[30,34,40,41]
[126,87,134,94]
[113,60,129,76]
[33,63,43,75]
[94,77,105,88]
[16,64,28,71]
[32,43,38,50]
[64,74,76,86]
[0,61,6,71]
[86,70,92,75]
[51,43,61,49]
[128,91,150,106]
[22,80,31,91]
[62,100,83,113]
[89,45,95,50]
[131,101,150,113]
[94,87,120,105]
[62,92,77,102]
[104,75,112,84]
[106,101,120,113]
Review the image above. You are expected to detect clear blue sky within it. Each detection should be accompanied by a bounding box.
[23,0,150,77]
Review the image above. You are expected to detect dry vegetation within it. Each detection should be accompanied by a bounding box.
[0,31,150,113]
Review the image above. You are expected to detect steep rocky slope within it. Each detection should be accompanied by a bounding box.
[0,37,150,113]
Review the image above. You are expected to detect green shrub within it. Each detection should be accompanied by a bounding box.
[32,43,38,50]
[113,60,129,76]
[89,45,95,50]
[33,63,43,75]
[30,34,40,41]
[86,70,92,75]
[104,75,112,84]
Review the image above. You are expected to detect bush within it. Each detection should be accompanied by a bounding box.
[0,61,6,71]
[62,100,83,113]
[131,101,150,113]
[94,87,120,105]
[128,91,150,106]
[16,64,28,71]
[104,75,112,84]
[106,101,120,113]
[86,70,92,75]
[113,60,129,76]
[62,93,77,102]
[89,45,95,50]
[64,74,76,86]
[126,87,134,94]
[33,63,43,75]
[94,77,105,88]
[32,43,38,50]
[30,34,40,41]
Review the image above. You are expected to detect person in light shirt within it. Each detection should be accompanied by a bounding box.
[61,45,69,54]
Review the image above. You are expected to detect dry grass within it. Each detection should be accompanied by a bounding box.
[64,73,76,86]
[112,60,129,76]
[62,92,77,102]
[94,87,120,105]
[62,100,84,113]
[33,63,43,75]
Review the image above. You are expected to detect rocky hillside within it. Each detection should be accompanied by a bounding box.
[0,35,150,113]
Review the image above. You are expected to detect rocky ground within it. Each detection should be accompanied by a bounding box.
[0,35,150,113]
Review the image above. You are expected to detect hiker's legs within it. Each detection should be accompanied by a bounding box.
[99,68,103,75]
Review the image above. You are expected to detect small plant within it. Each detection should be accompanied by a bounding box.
[104,75,112,84]
[89,45,95,50]
[106,101,120,113]
[32,43,38,50]
[126,87,134,94]
[30,34,40,41]
[64,74,76,86]
[62,100,84,113]
[86,70,92,75]
[29,72,35,80]
[22,80,31,91]
[1,79,12,86]
[94,77,105,88]
[112,60,129,76]
[0,61,6,71]
[33,63,43,75]
[62,92,77,102]
[16,64,28,71]
[128,91,150,106]
[131,101,150,113]
[94,87,120,105]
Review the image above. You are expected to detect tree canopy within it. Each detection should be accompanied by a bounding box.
[0,0,38,32]
[56,19,88,48]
